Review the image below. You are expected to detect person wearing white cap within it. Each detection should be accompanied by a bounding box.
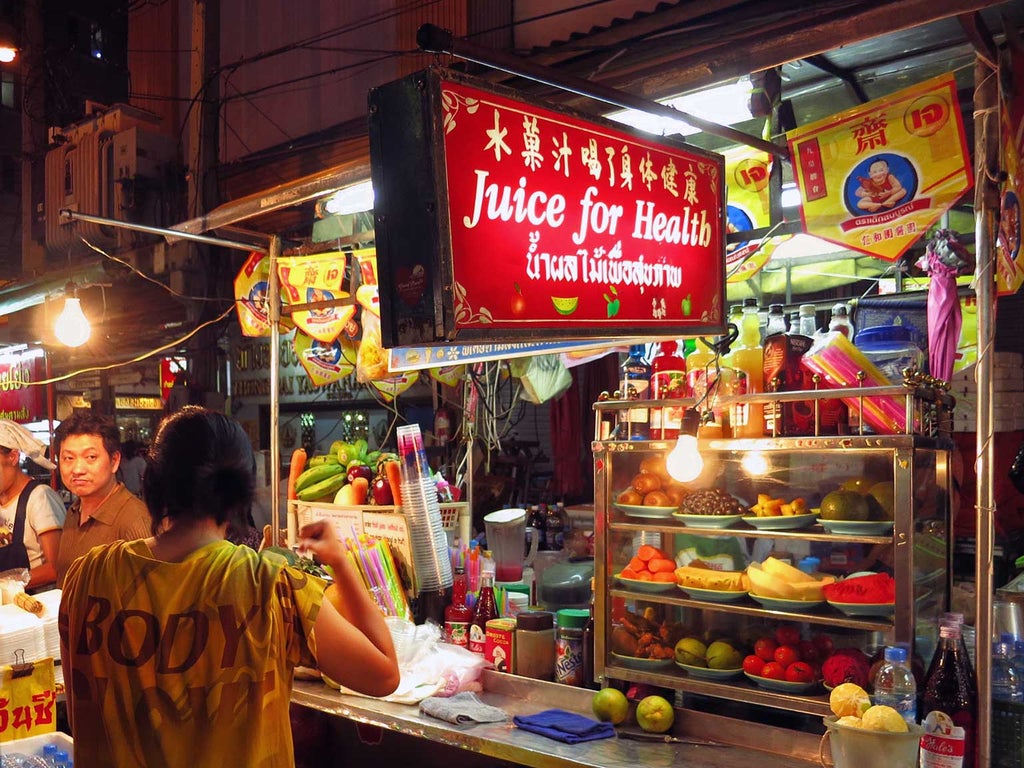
[0,420,66,592]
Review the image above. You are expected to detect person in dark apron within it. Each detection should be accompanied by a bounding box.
[0,421,66,592]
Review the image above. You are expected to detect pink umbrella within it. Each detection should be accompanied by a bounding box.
[916,229,973,382]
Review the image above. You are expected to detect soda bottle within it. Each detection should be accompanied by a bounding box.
[527,504,547,552]
[765,304,787,335]
[872,645,917,725]
[649,340,686,439]
[922,620,977,768]
[992,638,1023,703]
[829,303,855,338]
[619,345,651,439]
[723,298,764,437]
[444,569,472,647]
[468,574,498,655]
[543,502,565,551]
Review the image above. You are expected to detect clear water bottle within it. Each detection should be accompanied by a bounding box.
[1012,639,1024,682]
[992,639,1023,703]
[873,645,917,725]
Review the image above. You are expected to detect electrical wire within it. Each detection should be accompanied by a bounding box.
[27,303,236,387]
[78,236,226,302]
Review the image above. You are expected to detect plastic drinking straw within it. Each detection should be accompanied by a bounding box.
[366,547,398,616]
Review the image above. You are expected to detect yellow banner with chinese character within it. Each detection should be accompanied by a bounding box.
[996,44,1024,295]
[723,147,790,283]
[0,659,56,742]
[787,73,972,261]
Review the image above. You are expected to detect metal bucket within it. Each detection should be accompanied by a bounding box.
[820,716,923,768]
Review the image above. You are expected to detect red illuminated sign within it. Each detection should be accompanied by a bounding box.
[370,70,726,346]
[0,353,44,423]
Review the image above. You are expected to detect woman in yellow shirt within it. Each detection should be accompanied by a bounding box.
[59,406,399,768]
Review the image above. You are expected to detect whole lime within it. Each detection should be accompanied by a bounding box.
[636,695,675,733]
[819,490,870,522]
[674,637,708,667]
[591,687,629,724]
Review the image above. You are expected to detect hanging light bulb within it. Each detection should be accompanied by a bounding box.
[54,295,91,347]
[666,409,703,483]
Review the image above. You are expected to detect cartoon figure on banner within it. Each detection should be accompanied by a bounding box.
[312,340,342,365]
[847,154,916,213]
[249,281,269,318]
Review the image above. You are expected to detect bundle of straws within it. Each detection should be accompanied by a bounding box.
[342,527,412,620]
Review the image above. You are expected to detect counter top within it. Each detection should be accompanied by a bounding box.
[291,671,822,768]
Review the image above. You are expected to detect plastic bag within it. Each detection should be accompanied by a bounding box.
[510,354,572,404]
[325,619,486,704]
[0,567,29,604]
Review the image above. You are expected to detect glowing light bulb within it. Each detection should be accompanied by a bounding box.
[0,47,15,64]
[741,450,768,476]
[54,297,91,347]
[666,434,703,483]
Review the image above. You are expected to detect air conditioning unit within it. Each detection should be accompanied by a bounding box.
[44,104,177,256]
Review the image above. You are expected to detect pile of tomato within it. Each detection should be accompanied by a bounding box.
[741,625,835,684]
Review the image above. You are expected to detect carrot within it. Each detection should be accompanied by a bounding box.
[652,572,678,583]
[637,544,659,562]
[628,555,646,573]
[286,448,307,501]
[350,476,370,505]
[620,567,641,580]
[648,557,677,574]
[384,460,402,507]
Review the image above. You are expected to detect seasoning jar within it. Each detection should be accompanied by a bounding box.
[555,608,590,686]
[515,610,556,681]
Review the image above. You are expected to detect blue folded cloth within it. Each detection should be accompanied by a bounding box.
[513,709,616,744]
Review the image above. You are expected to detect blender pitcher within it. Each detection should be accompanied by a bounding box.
[484,508,539,583]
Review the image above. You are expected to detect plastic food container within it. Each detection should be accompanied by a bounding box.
[853,325,923,383]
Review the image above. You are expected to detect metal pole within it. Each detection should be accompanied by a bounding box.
[58,209,264,253]
[973,56,999,768]
[268,234,284,548]
[416,23,788,161]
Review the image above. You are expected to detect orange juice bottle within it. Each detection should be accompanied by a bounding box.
[723,298,765,437]
[685,337,728,437]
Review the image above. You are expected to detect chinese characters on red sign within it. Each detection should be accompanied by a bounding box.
[438,77,725,337]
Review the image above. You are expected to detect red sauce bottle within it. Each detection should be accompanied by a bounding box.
[444,569,472,647]
[468,574,498,655]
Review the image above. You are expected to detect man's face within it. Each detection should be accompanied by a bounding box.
[59,434,120,500]
[0,450,19,496]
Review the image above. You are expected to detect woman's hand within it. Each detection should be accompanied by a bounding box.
[296,520,347,570]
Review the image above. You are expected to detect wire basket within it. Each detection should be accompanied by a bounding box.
[993,699,1024,768]
[439,503,461,530]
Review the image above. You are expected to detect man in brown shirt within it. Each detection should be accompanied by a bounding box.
[54,413,152,587]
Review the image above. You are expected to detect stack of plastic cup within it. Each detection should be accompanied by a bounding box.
[397,424,453,592]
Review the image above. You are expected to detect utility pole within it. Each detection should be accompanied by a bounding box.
[20,0,45,275]
[182,0,222,406]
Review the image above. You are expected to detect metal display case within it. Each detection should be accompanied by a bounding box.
[592,398,953,718]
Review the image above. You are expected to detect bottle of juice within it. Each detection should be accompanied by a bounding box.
[649,340,686,439]
[724,298,764,437]
[684,337,726,437]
